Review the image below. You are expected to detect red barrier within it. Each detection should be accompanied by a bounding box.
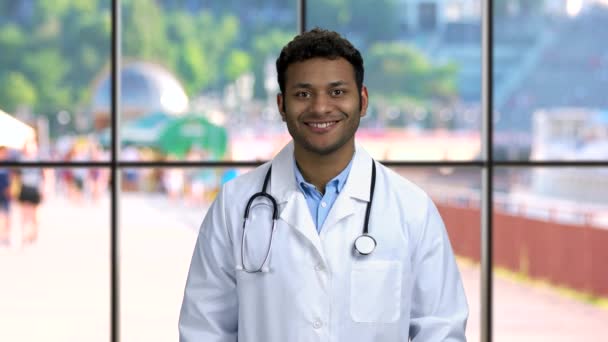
[590,230,608,296]
[438,205,480,261]
[436,204,608,298]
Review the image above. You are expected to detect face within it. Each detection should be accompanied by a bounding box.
[277,57,368,159]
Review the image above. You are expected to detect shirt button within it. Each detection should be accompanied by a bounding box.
[313,320,323,329]
[321,201,327,208]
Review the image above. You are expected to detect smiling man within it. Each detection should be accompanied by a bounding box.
[278,55,366,193]
[179,28,468,342]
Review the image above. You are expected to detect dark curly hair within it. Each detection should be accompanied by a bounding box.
[275,28,364,95]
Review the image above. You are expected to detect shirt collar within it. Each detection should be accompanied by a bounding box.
[270,141,373,203]
[294,155,354,196]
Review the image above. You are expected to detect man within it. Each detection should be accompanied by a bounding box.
[16,139,45,244]
[179,28,468,341]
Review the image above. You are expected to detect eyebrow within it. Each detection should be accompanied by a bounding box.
[290,80,350,89]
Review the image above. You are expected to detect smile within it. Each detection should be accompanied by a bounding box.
[306,121,339,129]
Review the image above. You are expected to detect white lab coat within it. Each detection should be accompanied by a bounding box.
[179,142,468,341]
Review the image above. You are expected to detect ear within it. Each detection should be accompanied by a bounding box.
[277,93,286,121]
[360,85,369,118]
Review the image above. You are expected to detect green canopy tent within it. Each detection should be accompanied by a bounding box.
[97,112,228,159]
[97,111,172,148]
[122,111,173,146]
[156,115,228,159]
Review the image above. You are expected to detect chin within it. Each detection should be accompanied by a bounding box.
[303,142,344,156]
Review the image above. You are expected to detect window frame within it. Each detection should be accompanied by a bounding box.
[1,1,607,341]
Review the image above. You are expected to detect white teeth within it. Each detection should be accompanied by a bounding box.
[309,121,336,128]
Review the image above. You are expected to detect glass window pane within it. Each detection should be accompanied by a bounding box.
[493,167,608,341]
[308,0,482,161]
[0,167,110,341]
[117,1,296,161]
[120,166,250,340]
[121,165,480,340]
[389,166,481,341]
[494,2,608,161]
[0,2,111,161]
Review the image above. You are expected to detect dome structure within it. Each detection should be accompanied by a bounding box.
[91,61,189,128]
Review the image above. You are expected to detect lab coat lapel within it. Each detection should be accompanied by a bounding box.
[270,142,326,261]
[320,188,355,232]
[279,192,325,259]
[321,145,373,232]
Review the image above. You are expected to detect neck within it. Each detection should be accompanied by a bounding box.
[294,143,355,192]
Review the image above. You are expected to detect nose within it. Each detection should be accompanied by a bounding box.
[310,93,332,115]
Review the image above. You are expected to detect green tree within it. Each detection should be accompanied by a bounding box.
[0,24,25,71]
[122,0,170,63]
[58,3,111,106]
[308,0,402,47]
[224,50,252,82]
[366,42,457,102]
[22,49,71,112]
[0,72,37,112]
[0,0,110,117]
[164,11,244,93]
[204,14,241,87]
[251,29,295,97]
[164,11,202,94]
[179,41,211,94]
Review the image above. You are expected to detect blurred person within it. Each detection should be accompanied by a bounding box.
[89,144,109,202]
[62,144,82,203]
[179,28,468,341]
[163,155,185,202]
[71,142,90,203]
[0,147,12,245]
[187,169,217,207]
[122,145,140,191]
[54,137,77,201]
[185,148,203,206]
[185,148,215,207]
[16,139,46,244]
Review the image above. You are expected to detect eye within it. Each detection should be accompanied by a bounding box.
[295,91,311,98]
[331,89,345,96]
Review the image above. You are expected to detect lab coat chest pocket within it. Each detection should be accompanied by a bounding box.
[350,260,402,323]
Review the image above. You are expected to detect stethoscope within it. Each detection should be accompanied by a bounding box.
[238,160,377,273]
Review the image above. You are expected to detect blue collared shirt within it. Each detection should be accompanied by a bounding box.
[294,157,354,233]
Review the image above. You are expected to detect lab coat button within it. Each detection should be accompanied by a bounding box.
[313,320,323,329]
[315,264,324,271]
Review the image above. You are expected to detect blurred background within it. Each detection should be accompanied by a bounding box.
[1,0,607,341]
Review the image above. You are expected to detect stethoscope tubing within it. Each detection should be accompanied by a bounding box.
[240,159,377,272]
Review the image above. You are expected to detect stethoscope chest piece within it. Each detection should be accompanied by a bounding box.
[354,234,376,255]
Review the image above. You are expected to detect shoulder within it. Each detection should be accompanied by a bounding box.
[375,162,430,205]
[373,162,436,231]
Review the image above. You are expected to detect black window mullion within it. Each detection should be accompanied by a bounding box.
[298,0,307,33]
[110,0,121,341]
[481,1,494,341]
[3,160,608,168]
